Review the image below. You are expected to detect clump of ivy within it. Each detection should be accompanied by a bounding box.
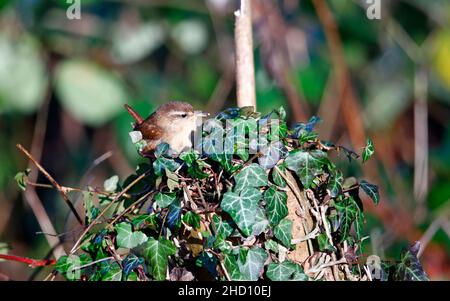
[18,106,427,281]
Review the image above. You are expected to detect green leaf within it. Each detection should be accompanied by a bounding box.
[264,240,279,253]
[14,169,30,191]
[212,215,234,238]
[101,261,122,281]
[238,247,268,281]
[258,141,288,169]
[327,170,343,198]
[153,157,181,177]
[394,242,429,281]
[274,218,293,248]
[0,243,9,261]
[155,192,177,208]
[221,187,262,236]
[115,222,148,249]
[55,254,91,281]
[266,260,297,281]
[334,197,361,242]
[359,180,380,205]
[54,59,128,126]
[362,138,375,163]
[272,165,286,188]
[285,150,328,188]
[0,33,48,114]
[223,253,242,280]
[132,214,158,230]
[104,175,119,192]
[252,207,270,236]
[264,187,288,226]
[84,192,99,224]
[234,163,268,192]
[291,265,309,281]
[317,233,335,252]
[143,237,176,281]
[183,211,201,229]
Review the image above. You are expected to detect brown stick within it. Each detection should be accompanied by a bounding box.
[17,144,84,225]
[235,0,256,109]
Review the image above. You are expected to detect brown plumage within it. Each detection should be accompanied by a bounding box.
[125,102,202,156]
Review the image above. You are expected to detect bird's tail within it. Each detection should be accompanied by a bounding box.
[124,104,144,125]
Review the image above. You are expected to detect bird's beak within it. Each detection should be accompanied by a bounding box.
[195,111,210,118]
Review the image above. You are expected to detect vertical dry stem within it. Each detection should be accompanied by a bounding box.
[235,0,256,109]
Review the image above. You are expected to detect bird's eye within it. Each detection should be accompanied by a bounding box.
[181,113,187,118]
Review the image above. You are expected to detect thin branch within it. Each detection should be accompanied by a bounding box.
[17,144,83,225]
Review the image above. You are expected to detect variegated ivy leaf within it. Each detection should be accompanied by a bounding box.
[221,187,262,236]
[252,207,269,236]
[264,239,279,253]
[285,150,329,188]
[264,187,288,226]
[223,253,242,281]
[359,180,380,205]
[183,211,201,229]
[362,138,375,163]
[334,197,362,242]
[394,242,429,281]
[266,260,298,281]
[274,218,293,248]
[258,141,288,169]
[155,192,177,208]
[238,247,268,281]
[153,157,180,177]
[101,261,122,281]
[143,237,176,281]
[234,163,268,192]
[115,222,148,249]
[272,165,286,187]
[212,215,234,238]
[327,170,343,198]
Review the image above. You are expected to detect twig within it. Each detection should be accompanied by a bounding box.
[0,254,56,268]
[17,144,83,225]
[72,257,114,271]
[234,0,256,109]
[108,191,154,226]
[70,172,149,254]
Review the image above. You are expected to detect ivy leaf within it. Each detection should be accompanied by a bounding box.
[223,253,242,281]
[122,254,144,277]
[115,222,148,249]
[258,141,288,169]
[252,207,270,236]
[327,170,343,198]
[196,251,218,278]
[221,187,262,236]
[394,242,429,281]
[101,261,122,281]
[291,265,309,281]
[264,187,288,226]
[143,237,176,281]
[55,254,91,281]
[167,200,182,230]
[274,218,293,248]
[266,260,297,281]
[264,240,279,253]
[83,192,99,224]
[317,233,335,252]
[362,138,375,163]
[334,197,361,242]
[285,150,328,188]
[183,211,201,229]
[155,192,177,208]
[359,180,380,205]
[153,157,180,177]
[132,214,158,230]
[14,169,30,191]
[234,163,268,192]
[238,247,268,281]
[272,165,286,188]
[212,215,234,238]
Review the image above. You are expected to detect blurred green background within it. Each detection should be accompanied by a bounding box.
[1,0,450,280]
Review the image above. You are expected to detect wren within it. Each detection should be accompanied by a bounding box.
[124,102,206,156]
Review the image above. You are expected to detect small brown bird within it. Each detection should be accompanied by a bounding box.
[124,102,205,156]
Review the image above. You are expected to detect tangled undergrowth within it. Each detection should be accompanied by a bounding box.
[12,106,428,281]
